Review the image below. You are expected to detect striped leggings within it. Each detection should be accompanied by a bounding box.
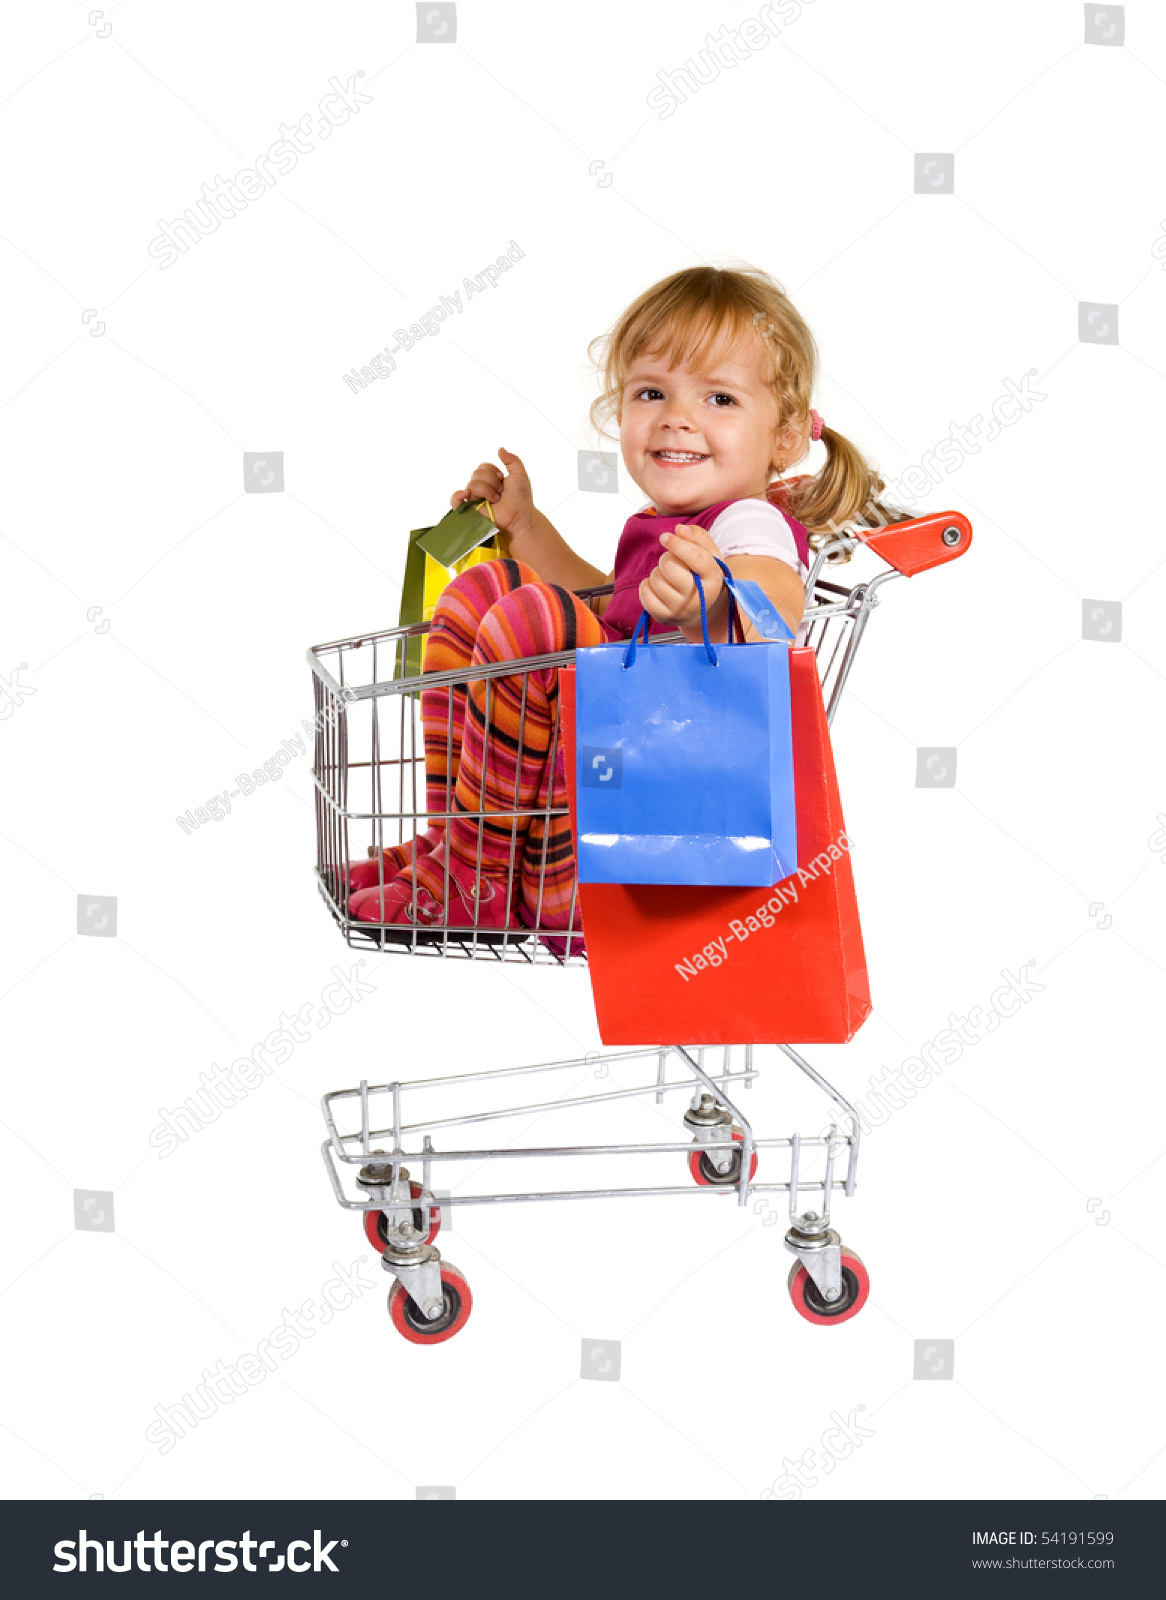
[420,558,618,927]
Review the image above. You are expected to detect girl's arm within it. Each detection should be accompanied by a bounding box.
[453,448,611,595]
[506,505,612,594]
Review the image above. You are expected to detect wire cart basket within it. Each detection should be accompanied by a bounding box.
[310,509,972,1341]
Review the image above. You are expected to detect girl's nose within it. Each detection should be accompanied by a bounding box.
[660,400,698,431]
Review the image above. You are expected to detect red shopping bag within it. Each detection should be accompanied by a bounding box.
[560,652,871,1045]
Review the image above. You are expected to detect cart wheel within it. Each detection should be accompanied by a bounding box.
[787,1249,869,1325]
[688,1127,758,1187]
[387,1265,473,1345]
[363,1182,441,1253]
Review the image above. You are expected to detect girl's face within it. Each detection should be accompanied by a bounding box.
[618,333,793,516]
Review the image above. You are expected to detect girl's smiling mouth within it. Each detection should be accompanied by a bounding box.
[651,449,710,466]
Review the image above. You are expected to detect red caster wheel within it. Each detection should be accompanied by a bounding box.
[787,1248,869,1325]
[387,1264,473,1345]
[688,1126,758,1187]
[363,1183,441,1253]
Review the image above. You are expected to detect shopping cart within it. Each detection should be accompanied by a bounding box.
[311,509,972,1341]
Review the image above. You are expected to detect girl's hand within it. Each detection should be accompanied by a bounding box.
[638,524,724,631]
[450,447,535,535]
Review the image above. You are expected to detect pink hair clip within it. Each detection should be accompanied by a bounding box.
[810,408,825,442]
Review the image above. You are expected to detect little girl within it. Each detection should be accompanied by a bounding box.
[349,265,896,937]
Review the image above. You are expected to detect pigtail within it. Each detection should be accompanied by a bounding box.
[794,425,910,565]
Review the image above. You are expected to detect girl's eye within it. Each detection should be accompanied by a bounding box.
[628,386,736,404]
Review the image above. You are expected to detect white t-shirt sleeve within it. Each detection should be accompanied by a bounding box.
[708,500,805,577]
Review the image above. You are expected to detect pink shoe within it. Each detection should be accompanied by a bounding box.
[348,826,443,892]
[519,903,586,960]
[350,842,521,936]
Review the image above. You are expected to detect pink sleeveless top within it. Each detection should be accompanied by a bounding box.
[602,496,812,639]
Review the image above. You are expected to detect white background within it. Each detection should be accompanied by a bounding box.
[1,0,1164,1502]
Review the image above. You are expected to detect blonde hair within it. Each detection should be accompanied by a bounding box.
[588,264,904,558]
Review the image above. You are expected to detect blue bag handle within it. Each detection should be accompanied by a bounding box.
[622,556,790,669]
[714,559,746,646]
[623,561,733,669]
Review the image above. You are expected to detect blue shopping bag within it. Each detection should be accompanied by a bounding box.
[574,562,798,887]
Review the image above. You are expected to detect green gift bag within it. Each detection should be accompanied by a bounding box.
[396,499,507,679]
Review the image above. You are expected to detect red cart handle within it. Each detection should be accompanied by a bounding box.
[852,510,972,577]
